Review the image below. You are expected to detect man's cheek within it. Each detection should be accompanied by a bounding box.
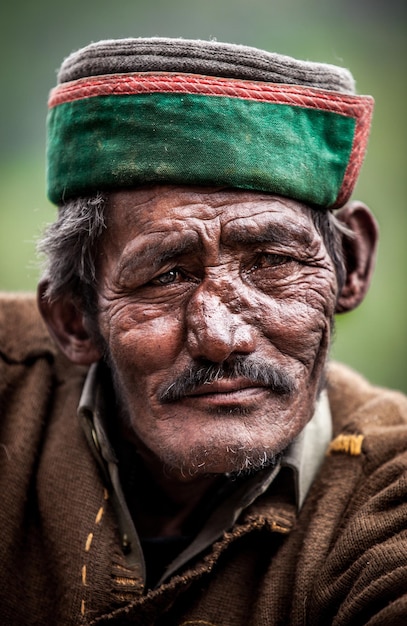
[108,314,183,373]
[249,292,329,362]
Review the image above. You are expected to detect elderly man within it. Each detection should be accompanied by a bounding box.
[0,37,406,625]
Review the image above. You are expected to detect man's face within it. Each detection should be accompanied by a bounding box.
[95,186,338,478]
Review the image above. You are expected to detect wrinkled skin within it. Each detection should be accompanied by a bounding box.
[93,186,339,478]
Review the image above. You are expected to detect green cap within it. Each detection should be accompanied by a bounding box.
[47,37,374,208]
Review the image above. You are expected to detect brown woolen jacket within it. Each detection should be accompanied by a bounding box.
[0,293,406,625]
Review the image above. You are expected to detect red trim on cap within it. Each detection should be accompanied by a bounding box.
[335,99,373,207]
[48,72,372,118]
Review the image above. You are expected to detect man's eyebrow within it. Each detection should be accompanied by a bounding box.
[224,221,314,248]
[119,233,201,272]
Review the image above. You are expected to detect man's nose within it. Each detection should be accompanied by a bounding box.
[185,285,256,363]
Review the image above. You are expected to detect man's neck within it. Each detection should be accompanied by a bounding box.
[115,426,223,538]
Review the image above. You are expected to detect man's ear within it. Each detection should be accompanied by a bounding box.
[335,201,379,314]
[37,280,103,365]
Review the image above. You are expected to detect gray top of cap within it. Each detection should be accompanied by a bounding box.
[57,37,356,94]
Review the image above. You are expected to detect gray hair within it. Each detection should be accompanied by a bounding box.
[38,194,107,316]
[38,193,348,317]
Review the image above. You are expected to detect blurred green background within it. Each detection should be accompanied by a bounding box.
[0,0,406,392]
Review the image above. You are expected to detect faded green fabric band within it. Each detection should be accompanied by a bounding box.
[47,90,359,207]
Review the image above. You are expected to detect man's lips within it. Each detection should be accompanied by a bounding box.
[186,378,265,396]
[180,378,269,405]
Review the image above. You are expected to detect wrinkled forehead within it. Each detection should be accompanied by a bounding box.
[103,186,319,252]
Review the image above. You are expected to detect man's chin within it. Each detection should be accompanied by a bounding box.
[159,445,280,480]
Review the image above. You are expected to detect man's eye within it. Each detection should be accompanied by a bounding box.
[151,269,181,285]
[251,253,293,270]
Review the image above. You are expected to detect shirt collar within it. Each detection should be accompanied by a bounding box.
[282,390,332,508]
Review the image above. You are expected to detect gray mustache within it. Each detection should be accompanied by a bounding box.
[158,356,297,403]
